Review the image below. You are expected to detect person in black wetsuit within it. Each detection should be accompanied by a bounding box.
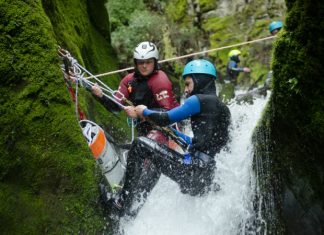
[226,49,251,86]
[109,59,231,217]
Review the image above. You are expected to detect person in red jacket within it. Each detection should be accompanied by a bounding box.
[91,41,180,212]
[92,41,179,142]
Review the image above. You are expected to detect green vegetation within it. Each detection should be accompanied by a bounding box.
[104,0,283,103]
[110,9,167,63]
[107,0,285,97]
[202,14,277,86]
[199,0,217,12]
[106,0,146,32]
[3,0,322,234]
[165,0,187,22]
[253,0,324,233]
[0,0,128,233]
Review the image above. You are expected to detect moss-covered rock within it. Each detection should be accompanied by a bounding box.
[202,9,281,86]
[253,0,324,233]
[168,0,285,88]
[0,0,124,233]
[218,83,235,102]
[199,0,217,13]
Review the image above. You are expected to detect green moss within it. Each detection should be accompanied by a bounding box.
[0,0,125,233]
[41,0,130,139]
[253,0,324,233]
[218,83,235,102]
[165,0,188,22]
[202,16,238,74]
[200,2,285,87]
[249,19,273,39]
[0,184,48,234]
[244,61,268,86]
[199,0,217,12]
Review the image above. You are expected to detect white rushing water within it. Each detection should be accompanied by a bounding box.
[119,94,269,235]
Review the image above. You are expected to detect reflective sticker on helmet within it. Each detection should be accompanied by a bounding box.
[156,90,169,101]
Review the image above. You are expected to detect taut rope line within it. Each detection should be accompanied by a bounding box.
[85,35,276,79]
[58,48,191,149]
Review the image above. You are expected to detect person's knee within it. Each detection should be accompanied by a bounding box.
[129,137,153,157]
[192,151,216,168]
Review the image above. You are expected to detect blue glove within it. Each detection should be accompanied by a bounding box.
[170,127,192,146]
[183,152,192,165]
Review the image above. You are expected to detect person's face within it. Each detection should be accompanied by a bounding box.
[271,29,279,36]
[184,76,194,97]
[136,58,155,76]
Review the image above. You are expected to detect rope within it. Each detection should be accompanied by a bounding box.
[58,48,127,109]
[85,35,276,79]
[58,47,192,150]
[59,34,275,150]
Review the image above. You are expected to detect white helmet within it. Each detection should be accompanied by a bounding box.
[133,41,159,60]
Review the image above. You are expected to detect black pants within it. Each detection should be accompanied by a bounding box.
[122,137,216,215]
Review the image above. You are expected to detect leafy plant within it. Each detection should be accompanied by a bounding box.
[111,9,167,64]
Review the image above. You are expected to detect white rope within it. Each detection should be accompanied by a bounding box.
[59,48,127,109]
[86,35,276,79]
[131,119,135,142]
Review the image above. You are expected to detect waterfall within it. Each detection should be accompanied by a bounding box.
[118,94,269,235]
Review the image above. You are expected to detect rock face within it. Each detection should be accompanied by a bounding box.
[179,0,287,86]
[0,0,121,233]
[208,0,286,18]
[210,0,247,17]
[1,0,322,234]
[253,0,324,234]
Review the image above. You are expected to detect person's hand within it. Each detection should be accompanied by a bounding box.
[135,105,147,118]
[92,83,103,98]
[64,71,78,83]
[243,67,251,73]
[124,106,138,118]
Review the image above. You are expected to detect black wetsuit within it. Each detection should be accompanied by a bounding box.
[226,57,244,85]
[120,74,231,216]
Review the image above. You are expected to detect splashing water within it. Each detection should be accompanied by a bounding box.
[119,95,269,235]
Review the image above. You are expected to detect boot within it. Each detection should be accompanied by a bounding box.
[99,183,125,213]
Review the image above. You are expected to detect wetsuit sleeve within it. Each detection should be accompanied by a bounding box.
[95,74,131,113]
[143,95,201,126]
[97,95,121,113]
[228,60,244,72]
[170,127,192,145]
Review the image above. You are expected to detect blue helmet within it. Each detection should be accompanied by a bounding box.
[269,21,283,33]
[182,59,217,79]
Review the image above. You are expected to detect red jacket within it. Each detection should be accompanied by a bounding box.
[116,70,179,110]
